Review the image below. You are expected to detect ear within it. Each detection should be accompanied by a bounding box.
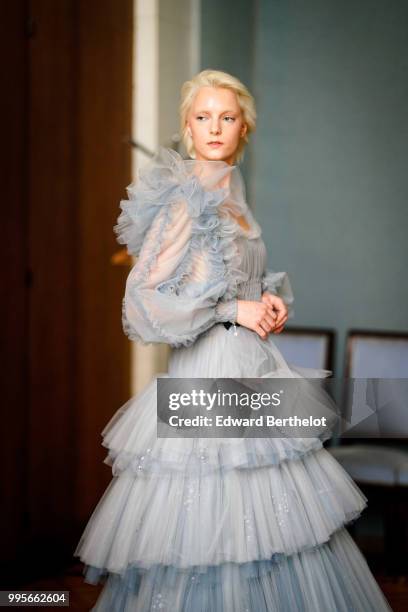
[185,121,192,137]
[241,123,248,138]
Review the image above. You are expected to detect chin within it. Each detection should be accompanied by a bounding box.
[204,147,233,162]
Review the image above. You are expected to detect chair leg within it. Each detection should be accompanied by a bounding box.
[383,487,404,576]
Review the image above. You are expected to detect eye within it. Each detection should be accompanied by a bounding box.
[224,116,236,122]
[196,115,208,121]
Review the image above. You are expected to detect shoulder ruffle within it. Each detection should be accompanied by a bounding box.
[114,147,253,303]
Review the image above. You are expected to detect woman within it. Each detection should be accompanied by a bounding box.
[75,70,393,611]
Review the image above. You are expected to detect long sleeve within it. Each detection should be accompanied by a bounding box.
[261,269,295,319]
[121,200,237,347]
[114,148,247,348]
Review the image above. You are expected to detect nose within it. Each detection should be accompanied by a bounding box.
[210,119,221,135]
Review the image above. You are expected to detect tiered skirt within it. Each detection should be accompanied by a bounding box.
[74,323,393,611]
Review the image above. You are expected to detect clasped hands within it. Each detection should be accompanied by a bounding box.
[236,292,288,340]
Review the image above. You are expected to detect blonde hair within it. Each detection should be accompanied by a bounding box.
[179,69,257,163]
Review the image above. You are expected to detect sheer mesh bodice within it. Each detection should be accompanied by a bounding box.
[113,147,294,348]
[235,236,267,301]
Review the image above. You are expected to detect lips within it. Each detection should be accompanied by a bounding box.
[208,141,223,146]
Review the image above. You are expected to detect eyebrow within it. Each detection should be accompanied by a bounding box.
[195,109,237,114]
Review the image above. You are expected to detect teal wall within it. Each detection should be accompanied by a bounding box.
[200,0,255,180]
[200,0,254,91]
[201,0,408,376]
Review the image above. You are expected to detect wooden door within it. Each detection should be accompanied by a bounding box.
[0,0,133,583]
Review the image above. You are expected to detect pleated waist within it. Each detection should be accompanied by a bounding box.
[236,278,263,301]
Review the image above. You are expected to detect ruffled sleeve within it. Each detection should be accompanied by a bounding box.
[261,269,295,319]
[113,148,248,348]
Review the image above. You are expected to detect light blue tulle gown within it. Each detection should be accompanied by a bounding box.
[74,148,393,611]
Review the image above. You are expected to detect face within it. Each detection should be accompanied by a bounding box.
[186,86,247,165]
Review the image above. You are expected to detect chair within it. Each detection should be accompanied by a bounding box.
[271,326,335,371]
[328,330,408,575]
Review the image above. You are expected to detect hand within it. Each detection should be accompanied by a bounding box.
[236,299,279,340]
[261,292,288,334]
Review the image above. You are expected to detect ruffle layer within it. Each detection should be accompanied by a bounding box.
[100,361,337,479]
[74,447,367,571]
[103,437,326,479]
[84,528,392,611]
